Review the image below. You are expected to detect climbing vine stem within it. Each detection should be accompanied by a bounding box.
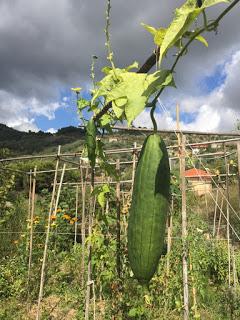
[94,0,240,123]
[105,0,117,79]
[150,0,240,110]
[150,105,158,132]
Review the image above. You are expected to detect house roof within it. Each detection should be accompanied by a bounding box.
[185,168,212,179]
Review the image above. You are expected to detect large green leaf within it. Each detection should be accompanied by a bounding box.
[159,0,229,64]
[92,65,174,125]
[159,1,201,64]
[144,70,175,97]
[109,70,174,124]
[108,73,148,125]
[92,184,111,208]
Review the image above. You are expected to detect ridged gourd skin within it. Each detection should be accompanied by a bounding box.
[86,119,96,167]
[127,134,170,284]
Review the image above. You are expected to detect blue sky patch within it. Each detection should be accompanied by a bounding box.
[35,104,79,132]
[198,64,226,94]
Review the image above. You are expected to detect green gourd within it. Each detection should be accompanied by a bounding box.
[127,134,170,283]
[86,119,97,168]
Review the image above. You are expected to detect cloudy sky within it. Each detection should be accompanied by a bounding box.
[0,0,239,133]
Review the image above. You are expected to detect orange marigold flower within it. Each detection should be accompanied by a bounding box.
[69,220,75,225]
[62,214,71,220]
[50,215,57,220]
[72,217,78,222]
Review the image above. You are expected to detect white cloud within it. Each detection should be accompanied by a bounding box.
[46,127,57,134]
[134,49,240,133]
[0,90,62,132]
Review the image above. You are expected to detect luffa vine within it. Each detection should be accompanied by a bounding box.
[72,0,238,177]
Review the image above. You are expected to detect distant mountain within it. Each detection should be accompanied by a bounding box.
[0,124,85,155]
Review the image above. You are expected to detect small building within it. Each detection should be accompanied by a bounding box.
[185,168,212,196]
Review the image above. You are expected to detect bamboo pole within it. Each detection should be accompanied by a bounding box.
[80,164,88,286]
[189,253,198,318]
[52,164,66,217]
[74,185,79,249]
[116,159,121,278]
[1,138,239,164]
[36,146,61,320]
[85,124,240,137]
[85,165,95,320]
[180,135,189,320]
[166,207,173,278]
[27,166,37,306]
[205,193,209,221]
[217,195,225,238]
[232,247,238,291]
[213,188,219,237]
[26,169,32,252]
[224,144,231,289]
[167,159,173,278]
[237,142,240,209]
[131,142,137,194]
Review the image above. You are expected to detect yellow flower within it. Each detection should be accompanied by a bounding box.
[71,87,82,93]
[50,215,57,221]
[70,220,75,225]
[56,208,62,213]
[71,217,78,222]
[62,214,71,220]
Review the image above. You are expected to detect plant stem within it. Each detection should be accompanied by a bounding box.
[105,0,117,79]
[94,0,240,121]
[150,105,158,132]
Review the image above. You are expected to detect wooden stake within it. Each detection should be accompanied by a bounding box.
[180,135,189,320]
[205,193,209,221]
[189,253,198,319]
[52,164,66,217]
[213,188,219,237]
[167,158,173,278]
[26,169,32,252]
[224,144,231,288]
[27,166,37,306]
[237,142,240,208]
[80,163,88,286]
[85,165,95,320]
[217,196,224,238]
[131,142,137,194]
[36,146,61,320]
[176,104,181,149]
[166,207,173,278]
[116,159,121,278]
[74,185,79,249]
[232,247,238,291]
